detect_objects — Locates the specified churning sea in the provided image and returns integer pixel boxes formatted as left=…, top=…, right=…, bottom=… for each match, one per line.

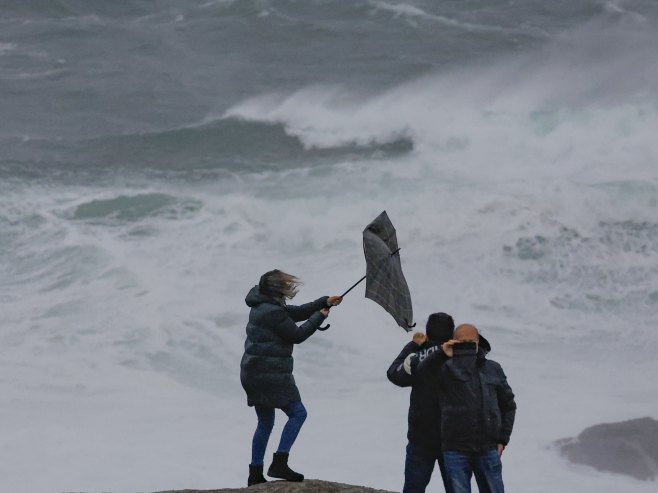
left=1, top=1, right=658, bottom=492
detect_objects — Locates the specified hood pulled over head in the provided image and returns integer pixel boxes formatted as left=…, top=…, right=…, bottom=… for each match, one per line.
left=245, top=285, right=281, bottom=307
left=426, top=312, right=455, bottom=344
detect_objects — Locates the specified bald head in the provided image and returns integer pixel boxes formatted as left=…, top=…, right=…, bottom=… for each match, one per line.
left=454, top=324, right=479, bottom=343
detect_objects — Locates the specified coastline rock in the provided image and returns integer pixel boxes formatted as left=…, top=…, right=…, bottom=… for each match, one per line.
left=153, top=479, right=396, bottom=493
left=555, top=417, right=658, bottom=480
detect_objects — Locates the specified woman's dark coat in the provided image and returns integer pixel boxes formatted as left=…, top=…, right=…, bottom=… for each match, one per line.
left=240, top=285, right=328, bottom=408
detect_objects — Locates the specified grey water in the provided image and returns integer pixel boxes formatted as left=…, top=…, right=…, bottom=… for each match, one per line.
left=2, top=0, right=656, bottom=181
left=1, top=3, right=658, bottom=490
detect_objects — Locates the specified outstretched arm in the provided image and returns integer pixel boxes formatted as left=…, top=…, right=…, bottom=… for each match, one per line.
left=272, top=308, right=328, bottom=344
left=285, top=297, right=329, bottom=321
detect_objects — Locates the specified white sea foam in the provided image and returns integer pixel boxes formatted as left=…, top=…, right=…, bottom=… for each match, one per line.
left=369, top=0, right=511, bottom=33
left=0, top=42, right=17, bottom=54
left=2, top=154, right=658, bottom=493
left=2, top=8, right=658, bottom=493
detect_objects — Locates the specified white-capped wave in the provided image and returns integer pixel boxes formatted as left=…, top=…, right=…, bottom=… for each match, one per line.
left=0, top=42, right=18, bottom=54
left=225, top=16, right=658, bottom=184
left=369, top=0, right=513, bottom=33
left=3, top=6, right=658, bottom=493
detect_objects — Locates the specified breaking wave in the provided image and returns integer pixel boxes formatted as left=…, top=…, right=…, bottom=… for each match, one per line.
left=224, top=23, right=658, bottom=183
left=2, top=4, right=658, bottom=491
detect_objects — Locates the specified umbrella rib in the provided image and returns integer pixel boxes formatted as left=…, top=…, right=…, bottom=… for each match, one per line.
left=340, top=247, right=402, bottom=298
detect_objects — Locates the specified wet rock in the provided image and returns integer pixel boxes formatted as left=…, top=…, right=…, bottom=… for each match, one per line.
left=153, top=479, right=396, bottom=493
left=555, top=417, right=658, bottom=480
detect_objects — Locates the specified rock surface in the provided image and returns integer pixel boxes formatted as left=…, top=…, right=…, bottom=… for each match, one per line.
left=555, top=416, right=658, bottom=480
left=153, top=480, right=396, bottom=493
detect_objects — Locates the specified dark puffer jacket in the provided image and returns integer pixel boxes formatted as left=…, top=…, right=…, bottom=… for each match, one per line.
left=240, top=286, right=328, bottom=408
left=419, top=347, right=516, bottom=452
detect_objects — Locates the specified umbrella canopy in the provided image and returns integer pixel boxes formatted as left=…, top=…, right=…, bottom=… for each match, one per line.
left=362, top=211, right=414, bottom=330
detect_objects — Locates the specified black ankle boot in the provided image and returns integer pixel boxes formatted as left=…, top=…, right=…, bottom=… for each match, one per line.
left=248, top=464, right=268, bottom=486
left=267, top=452, right=304, bottom=482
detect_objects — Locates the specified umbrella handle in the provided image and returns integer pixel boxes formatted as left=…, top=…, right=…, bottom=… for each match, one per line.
left=340, top=275, right=366, bottom=297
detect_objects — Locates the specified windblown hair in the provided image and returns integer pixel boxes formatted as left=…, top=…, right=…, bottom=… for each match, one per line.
left=259, top=269, right=302, bottom=301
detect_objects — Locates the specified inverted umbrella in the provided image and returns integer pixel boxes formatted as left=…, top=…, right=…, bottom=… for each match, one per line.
left=341, top=211, right=415, bottom=330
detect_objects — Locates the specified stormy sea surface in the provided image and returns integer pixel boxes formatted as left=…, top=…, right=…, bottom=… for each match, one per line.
left=1, top=1, right=658, bottom=492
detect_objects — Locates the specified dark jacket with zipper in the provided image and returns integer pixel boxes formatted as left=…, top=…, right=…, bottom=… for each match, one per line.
left=387, top=336, right=494, bottom=452
left=418, top=346, right=516, bottom=452
left=240, top=285, right=328, bottom=408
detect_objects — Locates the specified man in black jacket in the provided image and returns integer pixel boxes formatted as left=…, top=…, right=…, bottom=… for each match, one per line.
left=417, top=324, right=516, bottom=493
left=387, top=312, right=456, bottom=493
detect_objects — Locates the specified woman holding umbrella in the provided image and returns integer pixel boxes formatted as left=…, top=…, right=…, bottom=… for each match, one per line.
left=241, top=269, right=342, bottom=486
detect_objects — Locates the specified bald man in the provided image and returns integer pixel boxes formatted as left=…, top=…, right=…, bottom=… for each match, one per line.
left=417, top=324, right=516, bottom=493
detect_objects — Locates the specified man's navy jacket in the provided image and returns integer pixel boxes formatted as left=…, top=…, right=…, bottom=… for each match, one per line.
left=417, top=345, right=516, bottom=452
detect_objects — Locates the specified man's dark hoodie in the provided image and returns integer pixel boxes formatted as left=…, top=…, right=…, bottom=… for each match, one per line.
left=240, top=285, right=328, bottom=408
left=386, top=313, right=457, bottom=452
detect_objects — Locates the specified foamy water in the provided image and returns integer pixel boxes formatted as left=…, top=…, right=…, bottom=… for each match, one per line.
left=1, top=1, right=658, bottom=492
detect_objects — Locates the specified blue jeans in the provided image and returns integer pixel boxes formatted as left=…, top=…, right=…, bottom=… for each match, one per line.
left=250, top=401, right=307, bottom=465
left=443, top=449, right=504, bottom=493
left=404, top=442, right=452, bottom=493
